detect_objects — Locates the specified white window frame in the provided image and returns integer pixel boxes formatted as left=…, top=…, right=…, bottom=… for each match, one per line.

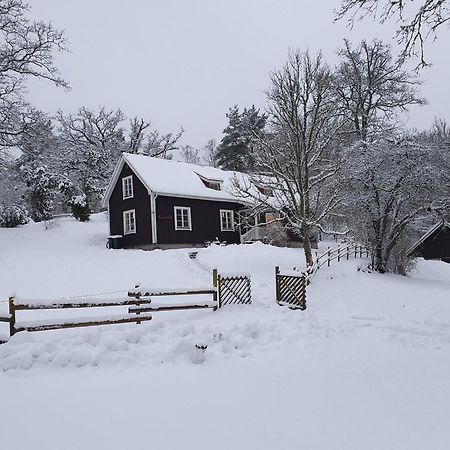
left=174, top=206, right=192, bottom=231
left=220, top=209, right=235, bottom=232
left=123, top=209, right=136, bottom=235
left=122, top=175, right=134, bottom=200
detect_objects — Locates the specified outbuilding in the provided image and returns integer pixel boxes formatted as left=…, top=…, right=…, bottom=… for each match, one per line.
left=407, top=221, right=450, bottom=263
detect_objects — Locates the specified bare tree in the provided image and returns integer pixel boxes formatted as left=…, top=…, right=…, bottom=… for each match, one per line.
left=202, top=139, right=220, bottom=167
left=202, top=139, right=219, bottom=167
left=336, top=0, right=450, bottom=67
left=335, top=39, right=425, bottom=140
left=56, top=107, right=126, bottom=212
left=239, top=50, right=345, bottom=266
left=127, top=117, right=151, bottom=154
left=0, top=0, right=68, bottom=147
left=144, top=127, right=183, bottom=159
left=180, top=144, right=200, bottom=164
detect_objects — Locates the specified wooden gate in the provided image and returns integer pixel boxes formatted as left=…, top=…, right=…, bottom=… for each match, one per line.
left=275, top=267, right=307, bottom=310
left=217, top=274, right=251, bottom=307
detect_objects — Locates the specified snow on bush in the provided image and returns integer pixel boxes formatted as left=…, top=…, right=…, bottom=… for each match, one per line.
left=0, top=204, right=29, bottom=228
left=68, top=193, right=91, bottom=222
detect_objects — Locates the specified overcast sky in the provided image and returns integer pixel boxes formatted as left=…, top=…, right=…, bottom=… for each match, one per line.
left=28, top=0, right=450, bottom=148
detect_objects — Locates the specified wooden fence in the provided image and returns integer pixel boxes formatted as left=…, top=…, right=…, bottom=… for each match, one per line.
left=275, top=242, right=369, bottom=310
left=0, top=269, right=252, bottom=342
left=307, top=243, right=369, bottom=279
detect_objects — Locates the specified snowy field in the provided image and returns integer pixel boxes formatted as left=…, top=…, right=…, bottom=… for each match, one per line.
left=1, top=214, right=450, bottom=450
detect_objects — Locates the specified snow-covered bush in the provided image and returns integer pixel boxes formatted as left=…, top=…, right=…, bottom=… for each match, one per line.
left=0, top=204, right=29, bottom=228
left=68, top=194, right=91, bottom=222
left=260, top=222, right=289, bottom=247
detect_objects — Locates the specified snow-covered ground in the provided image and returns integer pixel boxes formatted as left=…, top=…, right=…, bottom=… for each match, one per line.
left=1, top=215, right=449, bottom=450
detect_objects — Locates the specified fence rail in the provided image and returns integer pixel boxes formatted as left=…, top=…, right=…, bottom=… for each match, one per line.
left=0, top=269, right=253, bottom=343
left=307, top=242, right=370, bottom=279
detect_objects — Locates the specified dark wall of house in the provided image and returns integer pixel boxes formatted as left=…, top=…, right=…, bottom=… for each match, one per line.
left=156, top=195, right=241, bottom=245
left=108, top=163, right=152, bottom=246
left=420, top=228, right=450, bottom=259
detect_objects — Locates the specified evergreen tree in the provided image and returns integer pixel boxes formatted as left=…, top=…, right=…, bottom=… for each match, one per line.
left=216, top=105, right=267, bottom=171
left=17, top=111, right=65, bottom=221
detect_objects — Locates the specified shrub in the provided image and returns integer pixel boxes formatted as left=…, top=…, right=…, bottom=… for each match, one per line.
left=68, top=194, right=91, bottom=222
left=0, top=205, right=29, bottom=228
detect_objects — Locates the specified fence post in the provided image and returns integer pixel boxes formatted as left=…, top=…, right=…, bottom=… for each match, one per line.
left=354, top=244, right=357, bottom=258
left=133, top=285, right=142, bottom=325
left=8, top=297, right=16, bottom=337
left=217, top=274, right=222, bottom=309
left=212, top=269, right=218, bottom=310
left=300, top=275, right=307, bottom=310
left=338, top=246, right=341, bottom=262
left=327, top=247, right=331, bottom=267
left=316, top=251, right=319, bottom=270
left=360, top=245, right=363, bottom=258
left=346, top=244, right=349, bottom=260
left=275, top=266, right=280, bottom=304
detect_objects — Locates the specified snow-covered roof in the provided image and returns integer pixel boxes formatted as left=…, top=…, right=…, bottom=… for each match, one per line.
left=102, top=153, right=269, bottom=207
left=407, top=220, right=450, bottom=256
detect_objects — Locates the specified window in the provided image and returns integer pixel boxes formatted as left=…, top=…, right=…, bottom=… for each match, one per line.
left=123, top=209, right=136, bottom=235
left=122, top=175, right=134, bottom=199
left=174, top=206, right=192, bottom=231
left=220, top=209, right=234, bottom=232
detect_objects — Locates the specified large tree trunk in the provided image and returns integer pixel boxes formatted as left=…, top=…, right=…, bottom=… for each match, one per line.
left=302, top=225, right=314, bottom=267
left=374, top=243, right=386, bottom=273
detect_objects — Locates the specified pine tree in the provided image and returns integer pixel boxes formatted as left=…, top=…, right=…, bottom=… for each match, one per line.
left=216, top=105, right=267, bottom=171
left=18, top=111, right=65, bottom=221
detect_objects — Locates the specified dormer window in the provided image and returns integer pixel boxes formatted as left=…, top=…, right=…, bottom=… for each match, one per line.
left=256, top=185, right=273, bottom=196
left=202, top=179, right=221, bottom=190
left=196, top=173, right=222, bottom=191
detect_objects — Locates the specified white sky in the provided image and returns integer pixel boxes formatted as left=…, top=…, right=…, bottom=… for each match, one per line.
left=28, top=0, right=450, bottom=147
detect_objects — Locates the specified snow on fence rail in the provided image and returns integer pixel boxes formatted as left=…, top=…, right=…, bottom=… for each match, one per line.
left=0, top=269, right=252, bottom=342
left=275, top=242, right=370, bottom=311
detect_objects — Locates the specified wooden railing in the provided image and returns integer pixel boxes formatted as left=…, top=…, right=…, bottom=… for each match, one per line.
left=306, top=242, right=370, bottom=279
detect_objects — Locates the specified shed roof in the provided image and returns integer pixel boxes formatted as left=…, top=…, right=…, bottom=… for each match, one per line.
left=102, top=153, right=271, bottom=207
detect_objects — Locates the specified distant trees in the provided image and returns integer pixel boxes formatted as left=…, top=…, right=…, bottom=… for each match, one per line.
left=56, top=107, right=125, bottom=214
left=0, top=0, right=67, bottom=226
left=180, top=145, right=201, bottom=164
left=336, top=0, right=450, bottom=67
left=335, top=39, right=425, bottom=140
left=216, top=105, right=267, bottom=171
left=202, top=139, right=219, bottom=167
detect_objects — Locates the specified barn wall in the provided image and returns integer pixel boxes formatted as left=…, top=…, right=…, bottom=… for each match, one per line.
left=108, top=163, right=152, bottom=246
left=420, top=228, right=450, bottom=259
left=156, top=195, right=241, bottom=245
